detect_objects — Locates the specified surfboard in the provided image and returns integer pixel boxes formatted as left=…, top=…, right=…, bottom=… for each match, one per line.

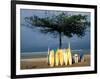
left=73, top=54, right=79, bottom=63
left=59, top=49, right=64, bottom=66
left=49, top=50, right=54, bottom=67
left=55, top=49, right=59, bottom=66
left=63, top=49, right=68, bottom=65
left=67, top=48, right=72, bottom=65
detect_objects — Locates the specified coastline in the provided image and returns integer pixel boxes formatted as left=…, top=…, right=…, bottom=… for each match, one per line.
left=20, top=54, right=90, bottom=69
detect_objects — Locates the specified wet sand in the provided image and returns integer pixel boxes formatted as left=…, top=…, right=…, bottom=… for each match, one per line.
left=20, top=54, right=90, bottom=69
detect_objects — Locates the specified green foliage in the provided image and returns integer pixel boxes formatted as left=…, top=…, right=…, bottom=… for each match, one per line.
left=24, top=12, right=90, bottom=48
left=25, top=12, right=89, bottom=38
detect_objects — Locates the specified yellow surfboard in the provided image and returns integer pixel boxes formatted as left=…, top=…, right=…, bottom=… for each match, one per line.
left=55, top=49, right=64, bottom=66
left=63, top=49, right=68, bottom=65
left=49, top=50, right=54, bottom=67
left=67, top=48, right=72, bottom=65
left=59, top=49, right=64, bottom=66
left=55, top=49, right=59, bottom=66
left=63, top=48, right=72, bottom=65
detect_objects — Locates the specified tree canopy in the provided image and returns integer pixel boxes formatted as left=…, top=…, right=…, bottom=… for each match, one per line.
left=24, top=12, right=90, bottom=48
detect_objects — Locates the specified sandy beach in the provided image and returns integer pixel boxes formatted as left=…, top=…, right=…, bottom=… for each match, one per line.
left=20, top=54, right=90, bottom=69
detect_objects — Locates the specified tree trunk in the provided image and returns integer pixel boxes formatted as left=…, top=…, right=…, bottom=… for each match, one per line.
left=59, top=33, right=62, bottom=49
left=68, top=38, right=71, bottom=49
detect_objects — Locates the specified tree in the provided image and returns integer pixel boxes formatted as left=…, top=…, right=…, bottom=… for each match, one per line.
left=24, top=12, right=90, bottom=48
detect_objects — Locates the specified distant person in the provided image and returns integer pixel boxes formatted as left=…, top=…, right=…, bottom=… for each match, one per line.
left=80, top=51, right=84, bottom=62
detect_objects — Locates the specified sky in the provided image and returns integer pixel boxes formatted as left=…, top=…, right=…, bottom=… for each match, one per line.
left=20, top=9, right=90, bottom=52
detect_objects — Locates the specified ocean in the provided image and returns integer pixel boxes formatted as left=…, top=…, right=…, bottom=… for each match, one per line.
left=21, top=49, right=90, bottom=59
